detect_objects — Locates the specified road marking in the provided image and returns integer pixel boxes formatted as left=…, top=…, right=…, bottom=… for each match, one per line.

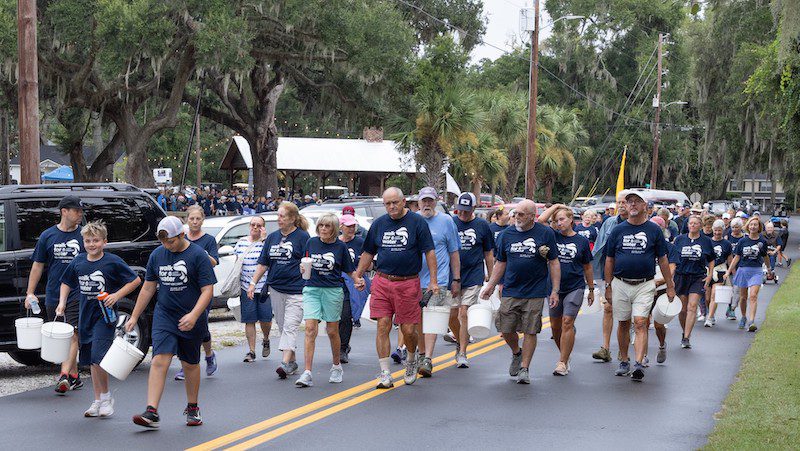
left=224, top=321, right=553, bottom=450
left=187, top=321, right=553, bottom=451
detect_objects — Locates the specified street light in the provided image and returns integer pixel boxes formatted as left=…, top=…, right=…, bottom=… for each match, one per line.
left=520, top=4, right=584, bottom=199
left=662, top=100, right=687, bottom=108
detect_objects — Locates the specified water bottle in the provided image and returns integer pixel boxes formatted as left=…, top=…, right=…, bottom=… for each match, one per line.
left=97, top=292, right=117, bottom=324
left=29, top=297, right=41, bottom=315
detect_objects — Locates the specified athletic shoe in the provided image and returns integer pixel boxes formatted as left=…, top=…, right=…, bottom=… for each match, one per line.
left=592, top=347, right=612, bottom=362
left=185, top=406, right=202, bottom=426
left=133, top=407, right=160, bottom=429
left=631, top=362, right=645, bottom=382
left=748, top=321, right=758, bottom=332
left=615, top=361, right=631, bottom=376
left=84, top=400, right=101, bottom=417
left=726, top=306, right=737, bottom=320
left=642, top=356, right=650, bottom=368
left=262, top=339, right=271, bottom=358
left=418, top=357, right=433, bottom=378
left=403, top=360, right=418, bottom=385
left=276, top=362, right=291, bottom=379
left=295, top=370, right=313, bottom=387
left=391, top=347, right=403, bottom=364
left=681, top=337, right=691, bottom=349
left=704, top=319, right=713, bottom=327
left=516, top=367, right=531, bottom=384
left=340, top=346, right=350, bottom=364
left=456, top=353, right=469, bottom=368
left=777, top=262, right=783, bottom=267
left=509, top=351, right=523, bottom=376
left=697, top=315, right=706, bottom=322
left=788, top=258, right=792, bottom=267
left=329, top=366, right=343, bottom=384
left=711, top=317, right=717, bottom=326
left=69, top=375, right=83, bottom=391
left=400, top=347, right=408, bottom=362
left=205, top=352, right=218, bottom=376
left=175, top=369, right=186, bottom=380
left=739, top=317, right=747, bottom=329
left=99, top=397, right=114, bottom=417
left=443, top=332, right=457, bottom=343
left=243, top=352, right=256, bottom=363
left=376, top=370, right=394, bottom=389
left=553, top=361, right=568, bottom=376
left=55, top=374, right=70, bottom=395
left=657, top=346, right=667, bottom=364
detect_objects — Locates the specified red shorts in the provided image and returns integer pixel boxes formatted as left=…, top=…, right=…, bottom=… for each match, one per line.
left=370, top=275, right=422, bottom=324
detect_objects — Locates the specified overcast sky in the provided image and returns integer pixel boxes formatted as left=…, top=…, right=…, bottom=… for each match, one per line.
left=471, top=1, right=552, bottom=62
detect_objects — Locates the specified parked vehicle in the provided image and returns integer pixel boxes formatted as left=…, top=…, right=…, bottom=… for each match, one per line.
left=1, top=183, right=166, bottom=365
left=626, top=188, right=690, bottom=207
left=303, top=197, right=449, bottom=220
left=479, top=193, right=505, bottom=207
left=707, top=200, right=735, bottom=215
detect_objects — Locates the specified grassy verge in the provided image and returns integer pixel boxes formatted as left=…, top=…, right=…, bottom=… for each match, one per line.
left=704, top=266, right=800, bottom=449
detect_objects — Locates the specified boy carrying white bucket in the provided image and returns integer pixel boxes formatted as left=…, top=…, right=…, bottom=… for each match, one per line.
left=57, top=221, right=142, bottom=417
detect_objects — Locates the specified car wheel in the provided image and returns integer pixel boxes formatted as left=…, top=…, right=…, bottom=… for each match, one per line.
left=7, top=350, right=48, bottom=366
left=115, top=298, right=151, bottom=364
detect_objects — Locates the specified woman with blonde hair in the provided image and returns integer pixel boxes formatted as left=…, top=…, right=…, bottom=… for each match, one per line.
left=724, top=217, right=771, bottom=332
left=248, top=202, right=310, bottom=379
left=705, top=220, right=733, bottom=327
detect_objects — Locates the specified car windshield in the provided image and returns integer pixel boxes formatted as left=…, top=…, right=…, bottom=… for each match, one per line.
left=201, top=226, right=223, bottom=238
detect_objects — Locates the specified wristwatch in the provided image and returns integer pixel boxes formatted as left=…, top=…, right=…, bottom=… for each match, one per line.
left=451, top=278, right=461, bottom=282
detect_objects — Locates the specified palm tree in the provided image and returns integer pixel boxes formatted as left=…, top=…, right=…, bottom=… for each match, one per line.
left=453, top=130, right=508, bottom=198
left=391, top=85, right=483, bottom=190
left=536, top=105, right=592, bottom=202
left=483, top=92, right=527, bottom=200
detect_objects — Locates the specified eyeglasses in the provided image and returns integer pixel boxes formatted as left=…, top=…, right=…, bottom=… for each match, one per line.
left=250, top=223, right=264, bottom=228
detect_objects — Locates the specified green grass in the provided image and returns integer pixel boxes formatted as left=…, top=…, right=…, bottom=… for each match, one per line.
left=704, top=266, right=800, bottom=450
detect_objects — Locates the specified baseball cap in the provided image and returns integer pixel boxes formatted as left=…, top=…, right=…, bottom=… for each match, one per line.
left=157, top=216, right=185, bottom=239
left=753, top=210, right=761, bottom=216
left=339, top=214, right=358, bottom=227
left=58, top=195, right=83, bottom=210
left=342, top=206, right=355, bottom=215
left=690, top=202, right=703, bottom=213
left=722, top=213, right=731, bottom=219
left=622, top=190, right=645, bottom=202
left=735, top=211, right=745, bottom=217
left=418, top=186, right=437, bottom=201
left=455, top=193, right=476, bottom=212
left=650, top=216, right=666, bottom=228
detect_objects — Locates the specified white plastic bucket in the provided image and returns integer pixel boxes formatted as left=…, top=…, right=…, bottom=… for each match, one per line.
left=15, top=317, right=43, bottom=350
left=228, top=297, right=242, bottom=322
left=714, top=286, right=733, bottom=304
left=100, top=337, right=144, bottom=380
left=652, top=294, right=682, bottom=325
left=40, top=321, right=74, bottom=364
left=422, top=306, right=450, bottom=334
left=467, top=303, right=493, bottom=339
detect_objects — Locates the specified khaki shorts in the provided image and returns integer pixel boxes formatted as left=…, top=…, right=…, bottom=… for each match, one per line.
left=495, top=297, right=545, bottom=335
left=456, top=285, right=481, bottom=307
left=611, top=278, right=656, bottom=321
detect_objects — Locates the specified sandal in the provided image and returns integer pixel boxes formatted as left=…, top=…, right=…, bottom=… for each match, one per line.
left=243, top=352, right=256, bottom=363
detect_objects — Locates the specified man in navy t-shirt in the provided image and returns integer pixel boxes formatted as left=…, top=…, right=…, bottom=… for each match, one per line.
left=127, top=217, right=216, bottom=429
left=26, top=195, right=85, bottom=394
left=354, top=187, right=436, bottom=389
left=481, top=200, right=560, bottom=385
left=604, top=190, right=675, bottom=382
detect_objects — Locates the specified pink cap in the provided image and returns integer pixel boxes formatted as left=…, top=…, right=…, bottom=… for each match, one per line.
left=339, top=214, right=358, bottom=227
left=650, top=216, right=666, bottom=228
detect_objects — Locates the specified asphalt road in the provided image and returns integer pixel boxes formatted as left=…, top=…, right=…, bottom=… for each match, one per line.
left=1, top=221, right=795, bottom=450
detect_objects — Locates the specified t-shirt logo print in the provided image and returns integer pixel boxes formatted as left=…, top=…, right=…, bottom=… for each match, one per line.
left=381, top=227, right=409, bottom=248
left=510, top=237, right=537, bottom=255
left=713, top=245, right=723, bottom=258
left=459, top=229, right=477, bottom=249
left=53, top=239, right=81, bottom=262
left=348, top=248, right=356, bottom=261
left=312, top=252, right=336, bottom=272
left=78, top=270, right=106, bottom=294
left=557, top=242, right=578, bottom=260
left=577, top=230, right=591, bottom=239
left=742, top=243, right=761, bottom=258
left=270, top=241, right=294, bottom=259
left=622, top=232, right=648, bottom=251
left=681, top=244, right=703, bottom=259
left=158, top=260, right=189, bottom=290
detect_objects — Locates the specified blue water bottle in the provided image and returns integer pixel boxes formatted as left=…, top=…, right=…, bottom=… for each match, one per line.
left=97, top=292, right=117, bottom=324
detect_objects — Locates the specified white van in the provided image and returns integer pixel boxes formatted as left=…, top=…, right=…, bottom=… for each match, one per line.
left=627, top=188, right=690, bottom=207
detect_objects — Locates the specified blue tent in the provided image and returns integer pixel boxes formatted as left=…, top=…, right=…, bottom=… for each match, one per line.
left=42, top=165, right=74, bottom=181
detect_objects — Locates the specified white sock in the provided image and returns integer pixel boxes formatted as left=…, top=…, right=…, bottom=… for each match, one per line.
left=332, top=364, right=342, bottom=370
left=379, top=357, right=391, bottom=372
left=100, top=392, right=111, bottom=400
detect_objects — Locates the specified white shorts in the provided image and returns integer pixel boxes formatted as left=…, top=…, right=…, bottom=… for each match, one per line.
left=456, top=285, right=481, bottom=307
left=611, top=278, right=656, bottom=322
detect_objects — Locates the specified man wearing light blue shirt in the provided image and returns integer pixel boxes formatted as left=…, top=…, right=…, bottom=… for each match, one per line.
left=416, top=187, right=461, bottom=378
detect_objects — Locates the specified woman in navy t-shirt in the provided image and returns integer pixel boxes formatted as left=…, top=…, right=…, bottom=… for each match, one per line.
left=672, top=216, right=715, bottom=348
left=724, top=217, right=770, bottom=332
left=574, top=210, right=599, bottom=251
left=706, top=220, right=733, bottom=326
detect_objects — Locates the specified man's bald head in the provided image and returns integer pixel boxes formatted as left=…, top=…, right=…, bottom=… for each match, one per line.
left=382, top=187, right=406, bottom=219
left=514, top=199, right=537, bottom=230
left=383, top=187, right=404, bottom=200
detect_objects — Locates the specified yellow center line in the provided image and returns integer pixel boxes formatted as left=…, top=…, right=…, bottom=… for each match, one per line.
left=187, top=319, right=550, bottom=451
left=226, top=321, right=554, bottom=450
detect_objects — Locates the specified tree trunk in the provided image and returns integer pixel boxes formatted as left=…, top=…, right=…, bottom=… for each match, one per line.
left=472, top=178, right=481, bottom=200
left=68, top=140, right=89, bottom=182
left=503, top=146, right=523, bottom=200
left=86, top=130, right=123, bottom=182
left=250, top=131, right=279, bottom=197
left=124, top=139, right=154, bottom=187
left=418, top=148, right=444, bottom=190
left=544, top=176, right=554, bottom=203
left=491, top=182, right=497, bottom=205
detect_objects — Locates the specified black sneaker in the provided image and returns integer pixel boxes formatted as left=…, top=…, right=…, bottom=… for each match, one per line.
left=631, top=362, right=645, bottom=382
left=69, top=375, right=84, bottom=391
left=133, top=407, right=160, bottom=429
left=55, top=374, right=70, bottom=395
left=340, top=346, right=350, bottom=364
left=681, top=337, right=691, bottom=349
left=185, top=406, right=202, bottom=426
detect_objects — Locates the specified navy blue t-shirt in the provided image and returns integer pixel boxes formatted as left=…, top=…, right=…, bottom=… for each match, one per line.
left=734, top=236, right=768, bottom=268
left=454, top=216, right=494, bottom=288
left=145, top=243, right=217, bottom=339
left=305, top=238, right=355, bottom=288
left=342, top=236, right=365, bottom=267
left=574, top=224, right=598, bottom=244
left=31, top=225, right=84, bottom=306
left=61, top=253, right=138, bottom=344
left=496, top=223, right=558, bottom=298
left=727, top=234, right=744, bottom=248
left=672, top=234, right=715, bottom=276
left=555, top=232, right=592, bottom=294
left=666, top=241, right=680, bottom=265
left=363, top=211, right=434, bottom=277
left=711, top=238, right=733, bottom=267
left=188, top=233, right=220, bottom=264
left=605, top=220, right=669, bottom=279
left=489, top=222, right=508, bottom=242
left=257, top=228, right=310, bottom=294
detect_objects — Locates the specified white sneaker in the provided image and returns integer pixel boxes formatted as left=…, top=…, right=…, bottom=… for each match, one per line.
left=704, top=319, right=713, bottom=328
left=99, top=397, right=114, bottom=417
left=329, top=366, right=343, bottom=383
left=84, top=400, right=101, bottom=417
left=698, top=314, right=706, bottom=322
left=295, top=370, right=313, bottom=387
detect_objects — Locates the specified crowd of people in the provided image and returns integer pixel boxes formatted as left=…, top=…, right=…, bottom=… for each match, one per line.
left=22, top=185, right=790, bottom=429
left=154, top=186, right=327, bottom=216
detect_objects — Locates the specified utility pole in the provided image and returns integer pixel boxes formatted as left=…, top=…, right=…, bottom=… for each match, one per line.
left=195, top=115, right=201, bottom=187
left=0, top=109, right=9, bottom=185
left=17, top=0, right=40, bottom=184
left=650, top=33, right=664, bottom=189
left=524, top=0, right=540, bottom=199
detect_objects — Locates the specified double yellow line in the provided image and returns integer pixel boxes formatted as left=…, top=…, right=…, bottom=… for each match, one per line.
left=188, top=319, right=552, bottom=450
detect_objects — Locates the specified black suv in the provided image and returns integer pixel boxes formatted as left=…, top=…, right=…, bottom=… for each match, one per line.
left=0, top=183, right=166, bottom=365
